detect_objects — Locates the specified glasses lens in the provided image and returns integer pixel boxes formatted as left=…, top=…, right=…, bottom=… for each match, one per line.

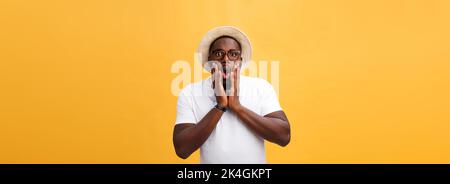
left=211, top=50, right=225, bottom=59
left=228, top=51, right=241, bottom=60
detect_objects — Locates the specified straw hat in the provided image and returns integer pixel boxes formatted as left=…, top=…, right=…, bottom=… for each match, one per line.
left=197, top=26, right=252, bottom=72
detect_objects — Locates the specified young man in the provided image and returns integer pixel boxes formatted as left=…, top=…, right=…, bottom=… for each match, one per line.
left=173, top=26, right=290, bottom=164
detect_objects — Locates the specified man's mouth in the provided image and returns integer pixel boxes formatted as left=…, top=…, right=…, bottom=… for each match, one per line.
left=221, top=72, right=230, bottom=79
left=222, top=65, right=232, bottom=79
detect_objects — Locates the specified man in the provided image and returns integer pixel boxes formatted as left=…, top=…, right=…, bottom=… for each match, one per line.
left=173, top=26, right=290, bottom=164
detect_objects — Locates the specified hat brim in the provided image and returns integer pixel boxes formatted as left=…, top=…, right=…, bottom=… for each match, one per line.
left=197, top=26, right=252, bottom=72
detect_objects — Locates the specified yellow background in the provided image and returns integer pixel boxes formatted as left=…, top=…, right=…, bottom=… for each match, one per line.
left=1, top=0, right=449, bottom=163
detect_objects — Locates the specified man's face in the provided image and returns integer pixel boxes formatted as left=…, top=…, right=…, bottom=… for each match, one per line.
left=208, top=36, right=242, bottom=79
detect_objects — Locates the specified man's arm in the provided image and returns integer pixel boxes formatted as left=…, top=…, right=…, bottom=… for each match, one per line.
left=232, top=107, right=291, bottom=146
left=173, top=63, right=228, bottom=159
left=173, top=107, right=224, bottom=159
left=228, top=65, right=291, bottom=146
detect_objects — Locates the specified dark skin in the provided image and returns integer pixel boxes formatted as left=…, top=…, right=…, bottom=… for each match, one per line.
left=173, top=37, right=291, bottom=159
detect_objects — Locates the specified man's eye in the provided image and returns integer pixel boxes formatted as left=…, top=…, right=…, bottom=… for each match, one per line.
left=230, top=52, right=240, bottom=58
left=215, top=52, right=223, bottom=57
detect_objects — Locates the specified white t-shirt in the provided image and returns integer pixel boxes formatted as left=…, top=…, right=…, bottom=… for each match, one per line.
left=175, top=75, right=282, bottom=164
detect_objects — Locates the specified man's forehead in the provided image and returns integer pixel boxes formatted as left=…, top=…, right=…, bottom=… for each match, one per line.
left=210, top=36, right=241, bottom=50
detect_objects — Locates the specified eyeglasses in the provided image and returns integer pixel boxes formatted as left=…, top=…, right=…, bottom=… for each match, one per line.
left=209, top=49, right=241, bottom=61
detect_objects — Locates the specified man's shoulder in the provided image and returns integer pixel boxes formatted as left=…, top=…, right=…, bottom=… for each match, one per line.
left=178, top=78, right=211, bottom=96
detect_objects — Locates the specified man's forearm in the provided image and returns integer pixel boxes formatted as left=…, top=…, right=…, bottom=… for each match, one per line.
left=173, top=107, right=224, bottom=159
left=232, top=105, right=290, bottom=146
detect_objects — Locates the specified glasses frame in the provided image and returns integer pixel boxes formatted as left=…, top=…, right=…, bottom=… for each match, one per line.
left=209, top=49, right=242, bottom=61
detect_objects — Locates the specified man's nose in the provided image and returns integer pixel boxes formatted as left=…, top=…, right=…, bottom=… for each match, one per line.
left=222, top=52, right=231, bottom=62
left=221, top=54, right=232, bottom=64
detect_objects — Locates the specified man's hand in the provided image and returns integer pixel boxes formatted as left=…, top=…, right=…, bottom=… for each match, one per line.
left=211, top=61, right=241, bottom=111
left=228, top=64, right=241, bottom=112
left=212, top=62, right=227, bottom=107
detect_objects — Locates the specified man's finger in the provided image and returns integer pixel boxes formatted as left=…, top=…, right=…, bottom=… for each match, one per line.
left=213, top=63, right=220, bottom=90
left=235, top=64, right=240, bottom=96
left=213, top=64, right=226, bottom=96
left=228, top=64, right=237, bottom=96
left=214, top=64, right=220, bottom=85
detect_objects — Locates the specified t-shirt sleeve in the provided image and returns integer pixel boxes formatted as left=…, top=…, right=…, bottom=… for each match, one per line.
left=260, top=79, right=283, bottom=116
left=175, top=86, right=197, bottom=125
